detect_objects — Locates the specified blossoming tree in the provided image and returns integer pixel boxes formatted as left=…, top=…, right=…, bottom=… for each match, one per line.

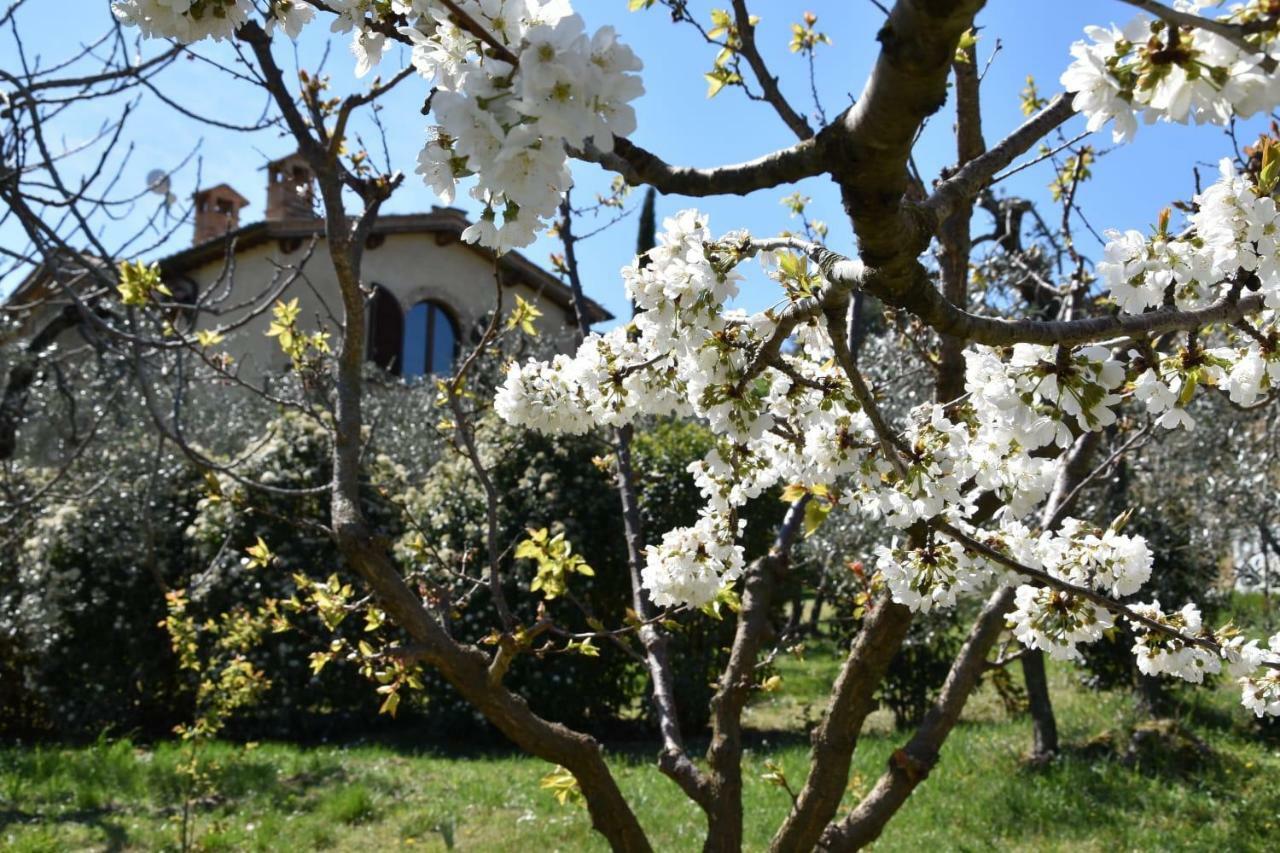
left=104, top=0, right=1280, bottom=849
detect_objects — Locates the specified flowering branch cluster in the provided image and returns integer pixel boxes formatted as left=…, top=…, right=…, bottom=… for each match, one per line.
left=1061, top=1, right=1280, bottom=142
left=1099, top=158, right=1280, bottom=420
left=401, top=1, right=643, bottom=251
left=113, top=0, right=643, bottom=253
left=112, top=0, right=1280, bottom=731
left=496, top=205, right=1280, bottom=717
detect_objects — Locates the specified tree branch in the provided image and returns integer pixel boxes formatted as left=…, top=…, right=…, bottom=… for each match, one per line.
left=936, top=45, right=988, bottom=403
left=575, top=136, right=822, bottom=197
left=816, top=432, right=1099, bottom=850
left=770, top=594, right=913, bottom=852
left=804, top=238, right=1269, bottom=348
left=927, top=93, right=1075, bottom=224
left=704, top=497, right=808, bottom=848
left=826, top=0, right=985, bottom=270
left=730, top=0, right=814, bottom=140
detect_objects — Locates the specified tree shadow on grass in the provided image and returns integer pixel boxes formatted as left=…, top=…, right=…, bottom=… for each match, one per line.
left=1034, top=718, right=1235, bottom=780
left=209, top=753, right=350, bottom=810
left=948, top=727, right=1248, bottom=848
left=0, top=806, right=130, bottom=852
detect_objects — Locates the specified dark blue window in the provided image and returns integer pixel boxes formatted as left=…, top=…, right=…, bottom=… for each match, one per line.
left=401, top=300, right=458, bottom=378
left=366, top=285, right=403, bottom=373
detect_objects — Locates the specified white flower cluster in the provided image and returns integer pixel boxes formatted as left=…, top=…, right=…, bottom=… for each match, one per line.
left=1130, top=357, right=1198, bottom=430
left=1094, top=157, right=1280, bottom=420
left=1100, top=160, right=1280, bottom=314
left=876, top=538, right=993, bottom=613
left=1226, top=343, right=1280, bottom=406
left=1040, top=517, right=1153, bottom=597
left=1127, top=606, right=1280, bottom=708
left=496, top=210, right=729, bottom=435
left=493, top=353, right=595, bottom=435
left=828, top=398, right=1053, bottom=532
left=112, top=0, right=255, bottom=42
left=879, top=517, right=1150, bottom=663
left=1232, top=633, right=1280, bottom=716
left=1010, top=584, right=1115, bottom=661
left=640, top=513, right=744, bottom=608
left=1128, top=601, right=1220, bottom=682
left=965, top=344, right=1125, bottom=448
left=268, top=0, right=315, bottom=40
left=1005, top=518, right=1151, bottom=661
left=876, top=513, right=1176, bottom=668
left=114, top=0, right=642, bottom=253
left=403, top=1, right=643, bottom=251
left=1061, top=6, right=1280, bottom=143
left=875, top=406, right=976, bottom=527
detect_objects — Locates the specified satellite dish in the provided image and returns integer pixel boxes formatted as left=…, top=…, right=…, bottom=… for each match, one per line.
left=145, top=168, right=177, bottom=209
left=146, top=169, right=169, bottom=194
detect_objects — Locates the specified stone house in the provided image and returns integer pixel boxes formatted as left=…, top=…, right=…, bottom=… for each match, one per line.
left=6, top=151, right=606, bottom=380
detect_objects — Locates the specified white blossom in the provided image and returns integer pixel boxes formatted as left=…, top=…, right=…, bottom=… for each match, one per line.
left=1061, top=12, right=1280, bottom=142
left=1226, top=344, right=1280, bottom=406
left=877, top=539, right=993, bottom=613
left=1129, top=601, right=1220, bottom=683
left=111, top=0, right=253, bottom=42
left=641, top=513, right=744, bottom=608
left=1237, top=633, right=1280, bottom=717
left=1059, top=22, right=1145, bottom=143
left=1009, top=584, right=1114, bottom=661
left=1039, top=517, right=1153, bottom=597
left=267, top=0, right=315, bottom=40
left=351, top=28, right=386, bottom=78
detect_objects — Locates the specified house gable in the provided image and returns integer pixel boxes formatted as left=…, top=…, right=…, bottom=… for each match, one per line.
left=165, top=212, right=608, bottom=377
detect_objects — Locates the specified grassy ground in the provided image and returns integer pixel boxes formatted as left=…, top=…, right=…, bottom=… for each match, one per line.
left=3, top=641, right=1278, bottom=851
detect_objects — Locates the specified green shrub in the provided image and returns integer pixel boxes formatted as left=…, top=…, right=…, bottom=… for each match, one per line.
left=0, top=443, right=197, bottom=738
left=1, top=370, right=788, bottom=738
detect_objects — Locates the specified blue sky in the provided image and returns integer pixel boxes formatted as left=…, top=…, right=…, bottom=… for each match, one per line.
left=3, top=1, right=1269, bottom=321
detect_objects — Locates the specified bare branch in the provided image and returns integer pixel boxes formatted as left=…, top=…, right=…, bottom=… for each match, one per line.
left=927, top=94, right=1076, bottom=224
left=575, top=135, right=822, bottom=197
left=730, top=0, right=814, bottom=139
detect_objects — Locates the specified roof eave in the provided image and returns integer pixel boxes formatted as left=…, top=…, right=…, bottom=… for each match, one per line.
left=158, top=212, right=614, bottom=324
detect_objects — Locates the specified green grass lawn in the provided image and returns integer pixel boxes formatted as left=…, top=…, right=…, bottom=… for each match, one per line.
left=3, top=641, right=1278, bottom=851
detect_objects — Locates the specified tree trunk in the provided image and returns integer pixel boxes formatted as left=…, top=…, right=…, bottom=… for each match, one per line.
left=816, top=585, right=1016, bottom=851
left=807, top=587, right=826, bottom=637
left=1021, top=649, right=1058, bottom=760
left=785, top=592, right=804, bottom=637
left=769, top=597, right=914, bottom=852
left=815, top=431, right=1100, bottom=849
left=704, top=499, right=807, bottom=852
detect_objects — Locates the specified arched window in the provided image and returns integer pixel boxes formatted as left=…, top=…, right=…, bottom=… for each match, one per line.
left=366, top=285, right=404, bottom=374
left=402, top=300, right=458, bottom=378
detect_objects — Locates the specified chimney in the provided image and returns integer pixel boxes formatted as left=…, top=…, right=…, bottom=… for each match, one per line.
left=192, top=184, right=249, bottom=245
left=265, top=152, right=316, bottom=220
